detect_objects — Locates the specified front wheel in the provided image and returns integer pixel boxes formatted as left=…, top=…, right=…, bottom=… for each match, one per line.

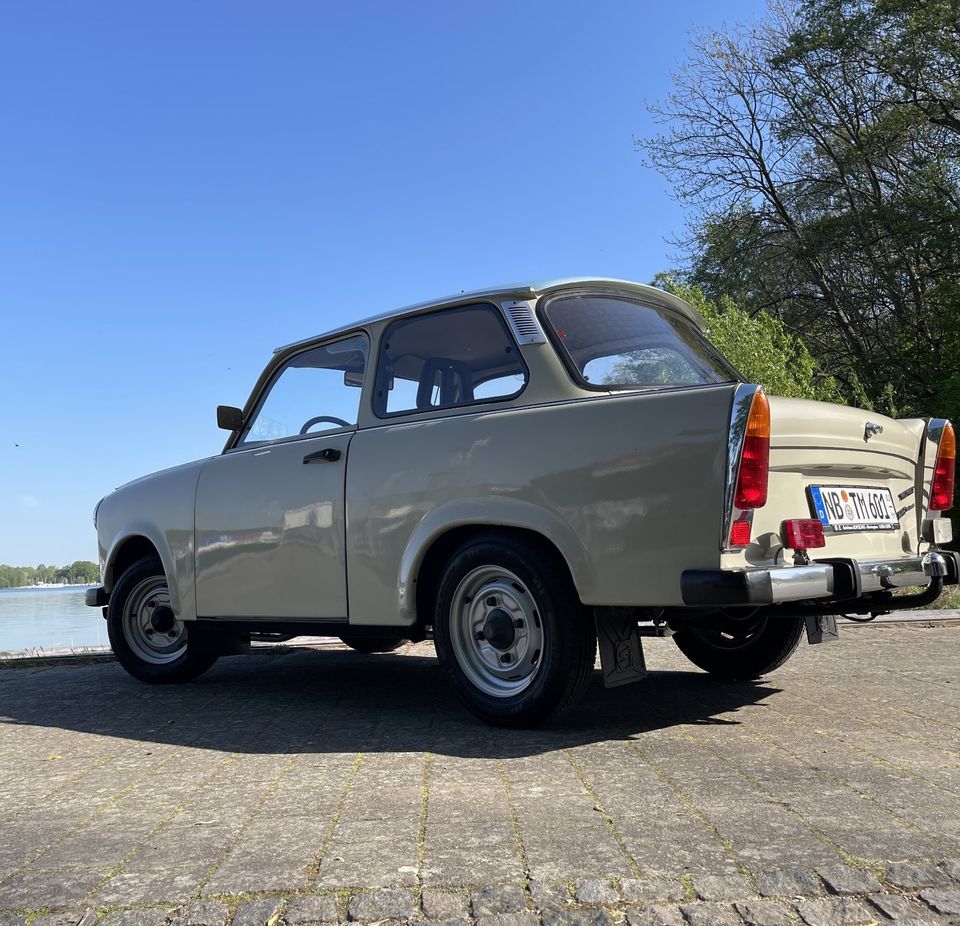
left=673, top=613, right=804, bottom=680
left=107, top=556, right=218, bottom=684
left=432, top=535, right=596, bottom=727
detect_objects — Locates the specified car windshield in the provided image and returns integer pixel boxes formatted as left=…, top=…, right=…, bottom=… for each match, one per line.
left=541, top=293, right=739, bottom=388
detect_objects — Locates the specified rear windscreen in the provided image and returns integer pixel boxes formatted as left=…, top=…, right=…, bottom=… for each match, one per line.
left=541, top=293, right=739, bottom=388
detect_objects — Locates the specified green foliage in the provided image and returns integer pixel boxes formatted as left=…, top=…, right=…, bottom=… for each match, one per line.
left=654, top=277, right=841, bottom=402
left=0, top=561, right=100, bottom=588
left=640, top=0, right=960, bottom=525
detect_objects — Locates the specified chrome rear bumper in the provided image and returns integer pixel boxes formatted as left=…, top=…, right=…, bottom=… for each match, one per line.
left=681, top=550, right=957, bottom=607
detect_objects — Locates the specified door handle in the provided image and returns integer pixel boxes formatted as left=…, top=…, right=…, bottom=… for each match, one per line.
left=303, top=447, right=341, bottom=464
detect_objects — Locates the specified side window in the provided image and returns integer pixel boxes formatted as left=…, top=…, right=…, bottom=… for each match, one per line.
left=374, top=304, right=528, bottom=417
left=239, top=334, right=368, bottom=446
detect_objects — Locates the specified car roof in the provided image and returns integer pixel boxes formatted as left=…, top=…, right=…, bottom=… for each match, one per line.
left=273, top=277, right=706, bottom=354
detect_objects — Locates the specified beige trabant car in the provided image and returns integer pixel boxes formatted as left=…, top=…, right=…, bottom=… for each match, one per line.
left=87, top=279, right=958, bottom=726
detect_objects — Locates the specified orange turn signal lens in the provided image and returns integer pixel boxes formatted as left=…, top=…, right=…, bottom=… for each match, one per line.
left=734, top=390, right=770, bottom=509
left=931, top=421, right=956, bottom=511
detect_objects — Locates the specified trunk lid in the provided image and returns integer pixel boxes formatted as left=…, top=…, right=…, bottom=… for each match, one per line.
left=740, top=397, right=925, bottom=565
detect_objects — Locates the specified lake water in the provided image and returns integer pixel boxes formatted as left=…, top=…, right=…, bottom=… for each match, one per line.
left=0, top=586, right=108, bottom=653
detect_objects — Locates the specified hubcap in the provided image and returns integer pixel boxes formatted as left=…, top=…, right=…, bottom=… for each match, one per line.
left=122, top=576, right=188, bottom=665
left=449, top=565, right=545, bottom=698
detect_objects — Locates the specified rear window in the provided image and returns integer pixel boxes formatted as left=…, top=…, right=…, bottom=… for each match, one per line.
left=541, top=293, right=738, bottom=388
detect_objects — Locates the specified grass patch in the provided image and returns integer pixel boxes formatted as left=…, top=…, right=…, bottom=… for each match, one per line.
left=893, top=584, right=960, bottom=609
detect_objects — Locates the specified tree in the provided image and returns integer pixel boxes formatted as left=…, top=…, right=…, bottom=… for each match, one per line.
left=638, top=0, right=959, bottom=530
left=639, top=0, right=960, bottom=419
left=0, top=561, right=100, bottom=588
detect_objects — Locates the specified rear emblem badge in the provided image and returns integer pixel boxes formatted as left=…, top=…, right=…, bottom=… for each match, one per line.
left=864, top=422, right=884, bottom=441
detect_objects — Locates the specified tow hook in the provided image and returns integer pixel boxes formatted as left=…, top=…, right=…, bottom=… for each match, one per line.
left=922, top=551, right=948, bottom=577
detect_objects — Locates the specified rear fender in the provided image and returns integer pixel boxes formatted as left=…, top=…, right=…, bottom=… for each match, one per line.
left=397, top=497, right=595, bottom=621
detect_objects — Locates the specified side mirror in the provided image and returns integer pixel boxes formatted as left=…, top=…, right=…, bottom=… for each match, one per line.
left=217, top=405, right=244, bottom=431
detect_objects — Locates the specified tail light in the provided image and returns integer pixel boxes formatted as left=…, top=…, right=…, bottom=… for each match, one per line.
left=931, top=421, right=956, bottom=511
left=782, top=518, right=826, bottom=550
left=734, top=389, right=770, bottom=509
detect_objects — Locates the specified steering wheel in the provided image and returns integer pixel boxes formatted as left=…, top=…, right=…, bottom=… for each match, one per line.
left=299, top=415, right=351, bottom=435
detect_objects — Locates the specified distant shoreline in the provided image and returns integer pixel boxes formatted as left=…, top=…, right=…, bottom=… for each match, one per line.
left=0, top=583, right=98, bottom=591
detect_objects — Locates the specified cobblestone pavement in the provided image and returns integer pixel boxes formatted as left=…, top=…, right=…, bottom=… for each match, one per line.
left=1, top=624, right=959, bottom=926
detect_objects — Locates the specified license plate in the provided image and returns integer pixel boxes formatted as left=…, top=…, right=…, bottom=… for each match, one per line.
left=808, top=485, right=899, bottom=532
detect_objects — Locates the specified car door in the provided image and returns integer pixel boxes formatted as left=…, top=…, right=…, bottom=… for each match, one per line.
left=194, top=333, right=368, bottom=620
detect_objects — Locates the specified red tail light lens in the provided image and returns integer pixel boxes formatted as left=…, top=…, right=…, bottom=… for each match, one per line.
left=734, top=390, right=770, bottom=509
left=931, top=422, right=956, bottom=511
left=782, top=518, right=825, bottom=550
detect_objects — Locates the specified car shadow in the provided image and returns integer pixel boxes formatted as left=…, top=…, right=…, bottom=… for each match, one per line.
left=0, top=645, right=780, bottom=758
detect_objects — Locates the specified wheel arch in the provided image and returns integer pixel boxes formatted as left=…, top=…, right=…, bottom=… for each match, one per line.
left=403, top=502, right=594, bottom=629
left=103, top=531, right=188, bottom=619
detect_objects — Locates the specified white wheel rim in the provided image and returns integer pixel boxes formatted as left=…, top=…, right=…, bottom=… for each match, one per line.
left=448, top=565, right=546, bottom=698
left=122, top=576, right=188, bottom=665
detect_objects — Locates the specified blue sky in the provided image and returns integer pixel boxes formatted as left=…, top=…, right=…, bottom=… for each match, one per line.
left=0, top=0, right=767, bottom=565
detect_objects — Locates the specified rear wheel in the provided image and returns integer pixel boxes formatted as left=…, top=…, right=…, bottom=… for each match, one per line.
left=338, top=635, right=405, bottom=654
left=673, top=612, right=804, bottom=680
left=107, top=556, right=218, bottom=684
left=433, top=535, right=596, bottom=727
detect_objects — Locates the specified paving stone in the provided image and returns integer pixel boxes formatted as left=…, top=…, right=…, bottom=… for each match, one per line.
left=691, top=875, right=756, bottom=902
left=471, top=885, right=527, bottom=916
left=231, top=898, right=284, bottom=926
left=422, top=891, right=470, bottom=921
left=347, top=889, right=415, bottom=922
left=30, top=913, right=94, bottom=926
left=0, top=917, right=26, bottom=926
left=626, top=907, right=684, bottom=926
left=6, top=629, right=960, bottom=914
left=882, top=918, right=939, bottom=926
left=420, top=920, right=472, bottom=926
left=93, top=867, right=204, bottom=906
left=576, top=880, right=619, bottom=904
left=284, top=895, right=338, bottom=925
left=817, top=865, right=883, bottom=896
left=867, top=894, right=929, bottom=921
left=543, top=911, right=615, bottom=926
left=476, top=914, right=539, bottom=926
left=919, top=890, right=960, bottom=916
left=680, top=902, right=739, bottom=926
left=99, top=912, right=172, bottom=926
left=167, top=902, right=231, bottom=926
left=621, top=880, right=687, bottom=904
left=885, top=863, right=952, bottom=891
left=795, top=897, right=876, bottom=926
left=755, top=869, right=822, bottom=898
left=528, top=881, right=573, bottom=910
left=734, top=900, right=793, bottom=926
left=0, top=867, right=108, bottom=909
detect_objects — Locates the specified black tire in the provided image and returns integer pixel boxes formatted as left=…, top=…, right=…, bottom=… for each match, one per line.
left=673, top=613, right=804, bottom=680
left=107, top=556, right=218, bottom=684
left=433, top=534, right=596, bottom=727
left=338, top=635, right=405, bottom=654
